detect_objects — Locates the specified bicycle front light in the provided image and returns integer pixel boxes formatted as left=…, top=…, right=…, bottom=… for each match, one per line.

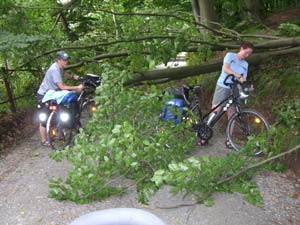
left=38, top=112, right=48, bottom=122
left=60, top=112, right=70, bottom=122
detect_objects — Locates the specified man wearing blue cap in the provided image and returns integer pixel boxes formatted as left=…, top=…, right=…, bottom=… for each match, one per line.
left=37, top=51, right=84, bottom=146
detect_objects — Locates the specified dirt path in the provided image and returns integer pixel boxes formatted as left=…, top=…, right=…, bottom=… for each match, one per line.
left=0, top=130, right=300, bottom=225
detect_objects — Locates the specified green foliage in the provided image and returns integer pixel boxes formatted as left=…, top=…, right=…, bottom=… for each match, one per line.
left=49, top=63, right=196, bottom=203
left=275, top=99, right=300, bottom=130
left=186, top=44, right=214, bottom=65
left=278, top=23, right=300, bottom=36
left=251, top=57, right=300, bottom=103
left=0, top=32, right=48, bottom=52
left=151, top=154, right=263, bottom=206
left=217, top=0, right=242, bottom=28
left=265, top=99, right=300, bottom=160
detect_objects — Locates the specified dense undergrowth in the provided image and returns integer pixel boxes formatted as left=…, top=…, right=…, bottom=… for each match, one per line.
left=0, top=109, right=36, bottom=151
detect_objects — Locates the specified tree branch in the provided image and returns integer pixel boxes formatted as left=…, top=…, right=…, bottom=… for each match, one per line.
left=65, top=51, right=130, bottom=69
left=217, top=144, right=300, bottom=186
left=156, top=144, right=300, bottom=209
left=49, top=13, right=62, bottom=35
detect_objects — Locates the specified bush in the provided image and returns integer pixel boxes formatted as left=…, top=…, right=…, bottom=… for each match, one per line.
left=278, top=22, right=300, bottom=36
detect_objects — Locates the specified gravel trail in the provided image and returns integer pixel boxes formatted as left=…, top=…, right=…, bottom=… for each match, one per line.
left=0, top=131, right=299, bottom=225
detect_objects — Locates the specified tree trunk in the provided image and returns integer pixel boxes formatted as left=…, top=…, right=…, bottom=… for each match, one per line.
left=124, top=46, right=300, bottom=86
left=198, top=0, right=217, bottom=29
left=191, top=0, right=217, bottom=32
left=191, top=0, right=201, bottom=24
left=2, top=62, right=17, bottom=113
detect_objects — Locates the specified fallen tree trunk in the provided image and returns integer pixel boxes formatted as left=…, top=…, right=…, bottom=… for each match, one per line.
left=124, top=46, right=300, bottom=86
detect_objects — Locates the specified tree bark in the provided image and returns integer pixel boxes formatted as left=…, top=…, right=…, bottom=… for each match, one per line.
left=1, top=62, right=17, bottom=113
left=191, top=0, right=217, bottom=32
left=198, top=0, right=217, bottom=29
left=191, top=0, right=201, bottom=24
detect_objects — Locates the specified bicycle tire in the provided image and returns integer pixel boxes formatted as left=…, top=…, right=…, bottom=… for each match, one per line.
left=46, top=111, right=74, bottom=150
left=226, top=109, right=270, bottom=155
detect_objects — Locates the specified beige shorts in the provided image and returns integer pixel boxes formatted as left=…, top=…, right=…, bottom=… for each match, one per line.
left=212, top=85, right=231, bottom=106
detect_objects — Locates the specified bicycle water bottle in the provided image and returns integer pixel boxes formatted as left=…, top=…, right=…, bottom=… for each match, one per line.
left=207, top=111, right=217, bottom=126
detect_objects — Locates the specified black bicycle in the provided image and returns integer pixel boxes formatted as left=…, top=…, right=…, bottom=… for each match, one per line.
left=46, top=74, right=101, bottom=150
left=161, top=75, right=270, bottom=155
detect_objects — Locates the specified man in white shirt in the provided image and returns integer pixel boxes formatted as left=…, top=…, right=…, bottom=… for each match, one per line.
left=37, top=51, right=84, bottom=146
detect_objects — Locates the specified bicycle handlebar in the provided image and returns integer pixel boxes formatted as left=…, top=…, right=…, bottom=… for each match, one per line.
left=223, top=74, right=253, bottom=99
left=223, top=74, right=235, bottom=87
left=223, top=74, right=252, bottom=88
left=78, top=75, right=101, bottom=88
left=183, top=85, right=201, bottom=92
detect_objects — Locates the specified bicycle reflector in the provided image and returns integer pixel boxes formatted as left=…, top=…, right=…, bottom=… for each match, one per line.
left=254, top=117, right=262, bottom=124
left=51, top=129, right=56, bottom=136
left=49, top=105, right=57, bottom=111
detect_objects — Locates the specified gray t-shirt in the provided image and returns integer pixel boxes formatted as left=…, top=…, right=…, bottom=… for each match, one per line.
left=37, top=62, right=63, bottom=95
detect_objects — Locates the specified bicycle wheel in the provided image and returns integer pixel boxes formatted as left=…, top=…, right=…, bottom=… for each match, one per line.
left=226, top=109, right=270, bottom=155
left=46, top=111, right=74, bottom=150
left=80, top=101, right=95, bottom=127
left=189, top=96, right=202, bottom=122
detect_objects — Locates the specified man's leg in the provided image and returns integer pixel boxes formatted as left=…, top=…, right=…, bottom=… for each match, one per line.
left=39, top=123, right=47, bottom=142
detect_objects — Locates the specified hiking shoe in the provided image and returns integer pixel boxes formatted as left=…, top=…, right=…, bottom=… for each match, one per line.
left=198, top=139, right=208, bottom=146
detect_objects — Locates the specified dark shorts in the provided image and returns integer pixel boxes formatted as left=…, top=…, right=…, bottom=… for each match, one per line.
left=36, top=93, right=44, bottom=104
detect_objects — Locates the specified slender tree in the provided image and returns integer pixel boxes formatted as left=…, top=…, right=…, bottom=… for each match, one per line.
left=191, top=0, right=217, bottom=32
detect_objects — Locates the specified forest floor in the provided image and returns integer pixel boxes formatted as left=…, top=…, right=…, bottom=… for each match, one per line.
left=264, top=8, right=300, bottom=28
left=0, top=121, right=300, bottom=225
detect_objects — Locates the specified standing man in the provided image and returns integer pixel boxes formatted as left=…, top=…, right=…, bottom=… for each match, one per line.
left=37, top=51, right=84, bottom=146
left=198, top=42, right=254, bottom=147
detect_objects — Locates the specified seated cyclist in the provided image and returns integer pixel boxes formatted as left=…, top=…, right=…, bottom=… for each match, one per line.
left=36, top=51, right=84, bottom=147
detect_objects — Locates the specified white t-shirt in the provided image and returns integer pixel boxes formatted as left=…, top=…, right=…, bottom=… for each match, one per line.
left=37, top=62, right=63, bottom=95
left=217, top=52, right=248, bottom=89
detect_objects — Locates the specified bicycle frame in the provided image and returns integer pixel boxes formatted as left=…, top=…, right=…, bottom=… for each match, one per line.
left=202, top=92, right=239, bottom=128
left=195, top=75, right=247, bottom=128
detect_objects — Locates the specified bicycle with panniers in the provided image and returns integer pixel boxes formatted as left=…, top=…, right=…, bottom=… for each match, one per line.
left=37, top=74, right=101, bottom=150
left=160, top=74, right=270, bottom=155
